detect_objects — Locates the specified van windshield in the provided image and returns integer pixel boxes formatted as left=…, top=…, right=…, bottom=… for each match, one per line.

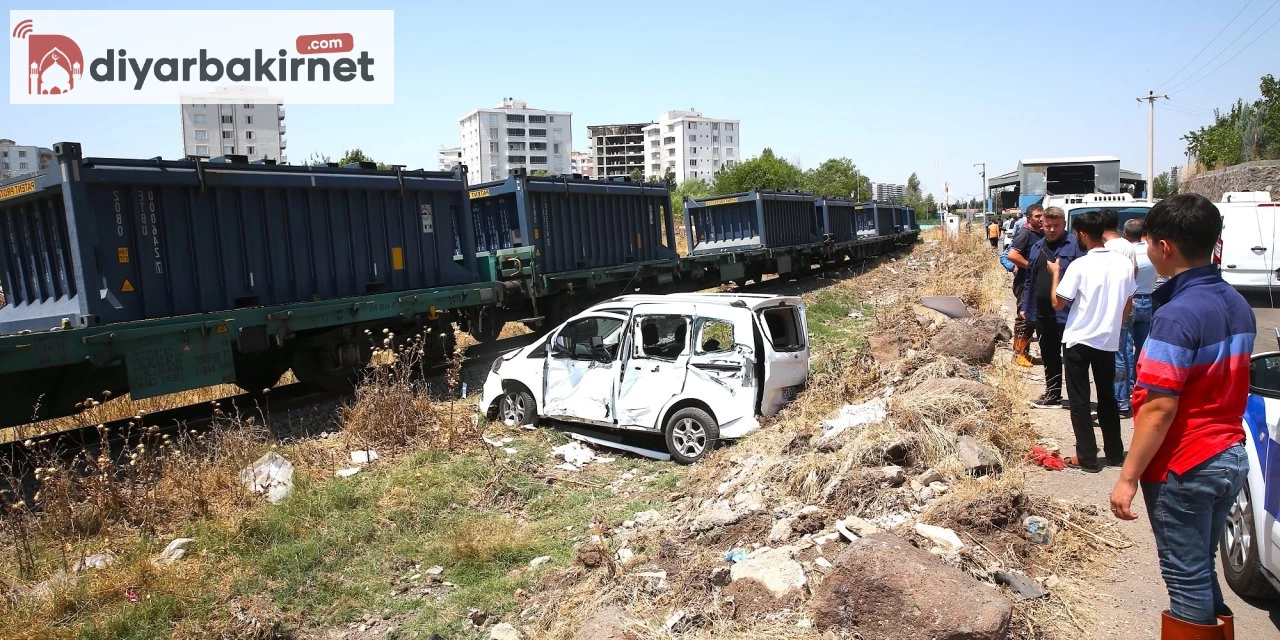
left=759, top=307, right=804, bottom=351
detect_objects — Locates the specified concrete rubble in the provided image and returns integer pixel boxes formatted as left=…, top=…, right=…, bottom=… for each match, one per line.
left=727, top=547, right=808, bottom=599
left=239, top=451, right=294, bottom=504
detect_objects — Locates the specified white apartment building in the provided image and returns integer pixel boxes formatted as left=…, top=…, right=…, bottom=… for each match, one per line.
left=179, top=86, right=286, bottom=163
left=641, top=109, right=739, bottom=184
left=0, top=139, right=54, bottom=178
left=872, top=182, right=905, bottom=202
left=458, top=98, right=573, bottom=184
left=438, top=146, right=462, bottom=171
left=571, top=150, right=594, bottom=177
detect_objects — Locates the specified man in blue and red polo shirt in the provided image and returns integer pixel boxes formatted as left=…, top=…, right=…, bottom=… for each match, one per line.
left=1109, top=193, right=1254, bottom=639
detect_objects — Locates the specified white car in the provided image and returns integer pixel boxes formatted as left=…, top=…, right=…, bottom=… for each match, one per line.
left=480, top=293, right=810, bottom=464
left=1222, top=346, right=1280, bottom=600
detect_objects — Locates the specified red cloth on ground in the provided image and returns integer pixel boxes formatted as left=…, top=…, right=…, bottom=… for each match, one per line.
left=1025, top=445, right=1065, bottom=471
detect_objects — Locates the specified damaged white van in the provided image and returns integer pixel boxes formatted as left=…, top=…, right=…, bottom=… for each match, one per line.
left=480, top=293, right=810, bottom=463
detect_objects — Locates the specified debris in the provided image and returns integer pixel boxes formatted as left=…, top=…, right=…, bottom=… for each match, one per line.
left=239, top=452, right=295, bottom=503
left=1026, top=445, right=1066, bottom=470
left=631, top=571, right=668, bottom=591
left=769, top=517, right=795, bottom=543
left=728, top=547, right=808, bottom=598
left=725, top=549, right=748, bottom=563
left=873, top=511, right=910, bottom=531
left=880, top=465, right=905, bottom=487
left=691, top=500, right=747, bottom=532
left=156, top=538, right=194, bottom=566
left=632, top=510, right=661, bottom=527
left=350, top=450, right=379, bottom=464
left=930, top=319, right=999, bottom=365
left=847, top=310, right=864, bottom=319
left=709, top=566, right=732, bottom=586
left=928, top=482, right=950, bottom=496
left=552, top=442, right=598, bottom=467
left=814, top=557, right=832, bottom=569
left=621, top=520, right=635, bottom=529
left=841, top=516, right=882, bottom=537
left=426, top=565, right=444, bottom=576
left=335, top=467, right=361, bottom=478
left=914, top=523, right=965, bottom=553
left=919, top=487, right=935, bottom=502
left=577, top=545, right=607, bottom=568
left=818, top=400, right=887, bottom=441
left=957, top=435, right=998, bottom=474
left=72, top=552, right=115, bottom=573
left=910, top=378, right=999, bottom=405
left=572, top=606, right=631, bottom=640
left=489, top=622, right=523, bottom=640
left=835, top=519, right=859, bottom=543
left=1024, top=516, right=1051, bottom=544
left=529, top=556, right=551, bottom=568
left=799, top=505, right=821, bottom=516
left=994, top=570, right=1049, bottom=600
left=664, top=610, right=685, bottom=631
left=615, top=548, right=634, bottom=564
left=469, top=609, right=489, bottom=626
left=813, top=532, right=842, bottom=545
left=504, top=447, right=518, bottom=455
left=868, top=332, right=907, bottom=363
left=812, top=533, right=1011, bottom=639
left=797, top=619, right=813, bottom=628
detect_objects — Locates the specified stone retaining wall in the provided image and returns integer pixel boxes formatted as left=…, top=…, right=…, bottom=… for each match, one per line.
left=1180, top=160, right=1280, bottom=201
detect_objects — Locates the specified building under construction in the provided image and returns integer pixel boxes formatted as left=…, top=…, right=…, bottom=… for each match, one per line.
left=987, top=156, right=1148, bottom=212
left=588, top=123, right=651, bottom=178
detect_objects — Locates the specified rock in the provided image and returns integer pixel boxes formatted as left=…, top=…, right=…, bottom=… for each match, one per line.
left=490, top=622, right=523, bottom=640
left=709, top=566, right=732, bottom=587
left=769, top=517, right=795, bottom=543
left=841, top=516, right=882, bottom=537
left=799, top=505, right=821, bottom=516
left=957, top=435, right=998, bottom=474
left=835, top=519, right=859, bottom=543
left=929, top=482, right=950, bottom=497
left=72, top=552, right=115, bottom=573
left=814, top=557, right=832, bottom=569
left=914, top=523, right=966, bottom=553
left=910, top=378, right=1000, bottom=406
left=572, top=606, right=632, bottom=640
left=994, top=570, right=1049, bottom=600
left=156, top=538, right=194, bottom=565
left=632, top=510, right=661, bottom=527
left=913, top=305, right=950, bottom=331
left=970, top=314, right=1013, bottom=343
left=239, top=451, right=294, bottom=503
left=335, top=467, right=361, bottom=478
left=530, top=556, right=551, bottom=568
left=929, top=319, right=999, bottom=365
left=350, top=449, right=379, bottom=464
left=426, top=565, right=444, bottom=576
left=728, top=547, right=807, bottom=599
left=916, top=468, right=944, bottom=485
left=812, top=533, right=1011, bottom=639
left=29, top=571, right=75, bottom=599
left=919, top=487, right=935, bottom=502
left=615, top=548, right=634, bottom=564
left=469, top=609, right=489, bottom=626
left=621, top=520, right=635, bottom=529
left=869, top=332, right=908, bottom=364
left=880, top=465, right=905, bottom=487
left=577, top=545, right=607, bottom=568
left=690, top=500, right=745, bottom=532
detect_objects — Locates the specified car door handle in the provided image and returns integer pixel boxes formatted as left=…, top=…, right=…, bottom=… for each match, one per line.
left=1252, top=246, right=1267, bottom=253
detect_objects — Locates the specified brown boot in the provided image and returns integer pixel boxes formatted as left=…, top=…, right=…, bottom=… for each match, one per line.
left=1218, top=613, right=1233, bottom=640
left=1161, top=611, right=1226, bottom=639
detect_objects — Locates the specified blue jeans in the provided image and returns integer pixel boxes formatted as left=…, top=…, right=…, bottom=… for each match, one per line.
left=1140, top=444, right=1248, bottom=624
left=1114, top=327, right=1134, bottom=411
left=1131, top=296, right=1153, bottom=357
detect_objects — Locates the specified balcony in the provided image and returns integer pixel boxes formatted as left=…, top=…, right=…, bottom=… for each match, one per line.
left=279, top=123, right=286, bottom=135
left=280, top=137, right=287, bottom=149
left=277, top=105, right=285, bottom=120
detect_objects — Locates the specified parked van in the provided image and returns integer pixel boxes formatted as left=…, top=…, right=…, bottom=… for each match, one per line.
left=1215, top=192, right=1279, bottom=291
left=1222, top=341, right=1280, bottom=601
left=480, top=293, right=810, bottom=463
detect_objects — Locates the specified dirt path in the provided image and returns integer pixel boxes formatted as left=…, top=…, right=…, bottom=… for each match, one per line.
left=1009, top=297, right=1280, bottom=638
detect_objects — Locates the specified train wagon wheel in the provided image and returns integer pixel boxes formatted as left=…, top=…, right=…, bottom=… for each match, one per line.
left=291, top=342, right=370, bottom=393
left=233, top=363, right=290, bottom=395
left=466, top=307, right=505, bottom=342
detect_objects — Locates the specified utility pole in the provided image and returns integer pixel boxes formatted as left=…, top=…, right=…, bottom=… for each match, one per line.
left=973, top=162, right=986, bottom=220
left=1136, top=91, right=1167, bottom=199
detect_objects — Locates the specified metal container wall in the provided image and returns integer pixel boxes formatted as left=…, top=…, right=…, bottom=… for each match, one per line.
left=686, top=190, right=819, bottom=254
left=468, top=175, right=676, bottom=274
left=0, top=143, right=478, bottom=334
left=904, top=207, right=918, bottom=230
left=891, top=206, right=905, bottom=230
left=816, top=197, right=858, bottom=243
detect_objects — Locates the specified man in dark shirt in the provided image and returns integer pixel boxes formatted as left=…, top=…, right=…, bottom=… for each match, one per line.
left=1020, top=206, right=1082, bottom=408
left=1007, top=203, right=1044, bottom=366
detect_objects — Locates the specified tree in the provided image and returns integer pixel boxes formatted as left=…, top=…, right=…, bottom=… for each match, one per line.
left=1152, top=170, right=1179, bottom=198
left=664, top=168, right=677, bottom=189
left=670, top=178, right=712, bottom=219
left=1183, top=74, right=1280, bottom=169
left=304, top=151, right=333, bottom=166
left=530, top=169, right=551, bottom=177
left=711, top=148, right=805, bottom=195
left=336, top=148, right=391, bottom=170
left=802, top=157, right=872, bottom=199
left=629, top=168, right=645, bottom=183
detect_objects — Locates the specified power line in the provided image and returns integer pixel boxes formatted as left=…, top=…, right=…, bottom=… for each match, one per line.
left=1173, top=10, right=1280, bottom=94
left=1168, top=0, right=1280, bottom=93
left=1157, top=0, right=1256, bottom=91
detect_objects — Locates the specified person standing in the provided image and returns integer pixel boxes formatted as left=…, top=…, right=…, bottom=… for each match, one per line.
left=1013, top=210, right=1028, bottom=233
left=987, top=218, right=1002, bottom=249
left=1127, top=219, right=1156, bottom=379
left=1049, top=210, right=1135, bottom=471
left=1007, top=204, right=1045, bottom=367
left=1100, top=208, right=1139, bottom=418
left=1109, top=193, right=1253, bottom=639
left=1020, top=206, right=1081, bottom=408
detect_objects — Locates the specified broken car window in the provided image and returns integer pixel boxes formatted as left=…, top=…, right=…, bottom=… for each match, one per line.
left=696, top=319, right=735, bottom=354
left=760, top=307, right=805, bottom=351
left=638, top=315, right=689, bottom=360
left=560, top=317, right=624, bottom=360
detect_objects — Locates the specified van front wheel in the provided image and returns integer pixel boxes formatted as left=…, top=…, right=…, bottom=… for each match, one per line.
left=664, top=407, right=719, bottom=465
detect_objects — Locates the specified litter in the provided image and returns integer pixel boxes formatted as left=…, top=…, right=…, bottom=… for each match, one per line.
left=725, top=549, right=747, bottom=563
left=1025, top=445, right=1066, bottom=471
left=847, top=310, right=864, bottom=319
left=994, top=569, right=1049, bottom=600
left=239, top=452, right=294, bottom=504
left=503, top=447, right=518, bottom=455
left=1024, top=516, right=1051, bottom=544
left=914, top=523, right=965, bottom=553
left=350, top=450, right=379, bottom=464
left=336, top=467, right=361, bottom=478
left=818, top=400, right=887, bottom=440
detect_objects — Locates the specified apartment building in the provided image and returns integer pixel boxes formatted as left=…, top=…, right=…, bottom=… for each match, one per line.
left=438, top=146, right=462, bottom=171
left=179, top=86, right=286, bottom=164
left=571, top=150, right=594, bottom=177
left=641, top=109, right=739, bottom=184
left=458, top=98, right=573, bottom=183
left=872, top=182, right=905, bottom=202
left=588, top=123, right=650, bottom=177
left=0, top=139, right=54, bottom=178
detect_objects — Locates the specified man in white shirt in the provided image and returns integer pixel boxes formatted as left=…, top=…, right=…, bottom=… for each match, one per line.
left=1049, top=210, right=1136, bottom=472
left=1099, top=209, right=1139, bottom=417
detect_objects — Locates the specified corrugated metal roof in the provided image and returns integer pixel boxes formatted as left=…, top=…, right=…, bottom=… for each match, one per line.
left=1019, top=156, right=1120, bottom=165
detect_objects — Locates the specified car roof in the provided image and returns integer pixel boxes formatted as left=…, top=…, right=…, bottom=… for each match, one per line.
left=584, top=293, right=804, bottom=313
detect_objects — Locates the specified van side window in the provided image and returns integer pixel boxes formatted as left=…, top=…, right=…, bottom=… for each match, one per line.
left=638, top=315, right=689, bottom=360
left=696, top=319, right=735, bottom=354
left=760, top=307, right=805, bottom=351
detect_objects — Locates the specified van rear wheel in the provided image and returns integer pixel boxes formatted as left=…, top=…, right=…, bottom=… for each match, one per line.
left=1220, top=483, right=1279, bottom=599
left=664, top=407, right=719, bottom=465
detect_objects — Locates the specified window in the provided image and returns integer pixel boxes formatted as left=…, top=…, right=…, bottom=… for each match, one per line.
left=489, top=127, right=499, bottom=138
left=556, top=316, right=625, bottom=359
left=687, top=122, right=696, bottom=129
left=223, top=145, right=234, bottom=154
left=18, top=150, right=27, bottom=158
left=506, top=114, right=525, bottom=123
left=19, top=162, right=28, bottom=170
left=508, top=155, right=526, bottom=163
left=528, top=142, right=545, bottom=151
left=690, top=147, right=696, bottom=154
left=528, top=115, right=546, bottom=124
left=696, top=319, right=735, bottom=354
left=490, top=141, right=499, bottom=152
left=194, top=129, right=208, bottom=140
left=489, top=114, right=500, bottom=125
left=221, top=130, right=233, bottom=139
left=530, top=128, right=546, bottom=137
left=652, top=163, right=660, bottom=172
left=689, top=159, right=697, bottom=166
left=549, top=115, right=556, bottom=122
left=651, top=152, right=659, bottom=160
left=727, top=148, right=734, bottom=156
left=728, top=135, right=734, bottom=143
left=668, top=161, right=675, bottom=168
left=244, top=102, right=254, bottom=109
left=712, top=136, right=718, bottom=143
left=688, top=135, right=696, bottom=142
left=668, top=149, right=675, bottom=156
left=508, top=142, right=525, bottom=151
left=760, top=307, right=805, bottom=351
left=245, top=131, right=256, bottom=140
left=530, top=156, right=547, bottom=164
left=650, top=141, right=659, bottom=149
left=193, top=114, right=207, bottom=124
left=726, top=123, right=734, bottom=131
left=0, top=151, right=5, bottom=157
left=552, top=143, right=561, bottom=154
left=220, top=115, right=233, bottom=124
left=246, top=145, right=255, bottom=155
left=193, top=102, right=205, bottom=108
left=195, top=145, right=208, bottom=155
left=638, top=315, right=690, bottom=359
left=507, top=128, right=525, bottom=136
left=712, top=122, right=720, bottom=130
left=664, top=136, right=675, bottom=145
left=245, top=115, right=254, bottom=124
left=667, top=124, right=674, bottom=132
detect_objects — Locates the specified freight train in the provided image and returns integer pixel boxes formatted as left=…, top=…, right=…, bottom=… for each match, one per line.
left=0, top=143, right=919, bottom=429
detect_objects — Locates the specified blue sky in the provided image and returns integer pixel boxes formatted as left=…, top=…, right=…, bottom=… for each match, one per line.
left=5, top=0, right=1278, bottom=203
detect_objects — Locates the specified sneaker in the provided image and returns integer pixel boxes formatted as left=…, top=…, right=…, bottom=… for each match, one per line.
left=1029, top=393, right=1063, bottom=409
left=1060, top=398, right=1071, bottom=409
left=1118, top=409, right=1133, bottom=419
